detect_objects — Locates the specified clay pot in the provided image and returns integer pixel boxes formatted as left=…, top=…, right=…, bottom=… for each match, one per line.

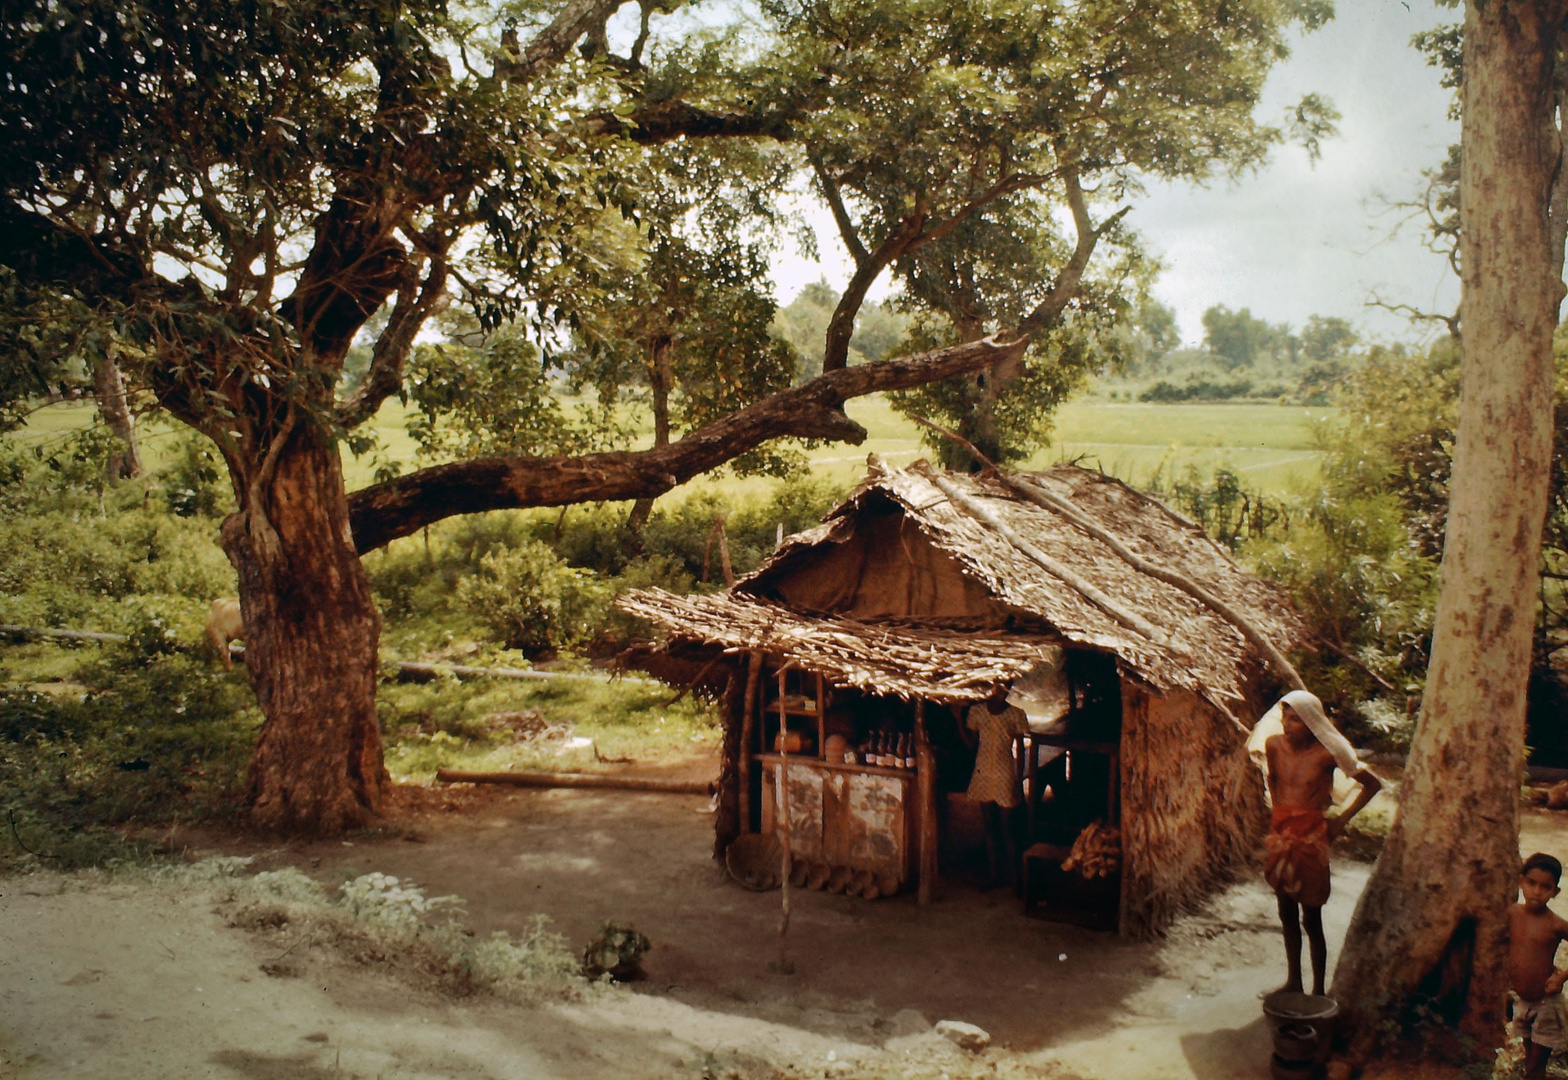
left=851, top=869, right=876, bottom=899
left=774, top=730, right=813, bottom=754
left=807, top=863, right=832, bottom=890
left=875, top=872, right=901, bottom=897
left=826, top=866, right=853, bottom=893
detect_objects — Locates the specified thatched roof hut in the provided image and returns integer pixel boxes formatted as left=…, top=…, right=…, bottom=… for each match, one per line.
left=620, top=457, right=1307, bottom=937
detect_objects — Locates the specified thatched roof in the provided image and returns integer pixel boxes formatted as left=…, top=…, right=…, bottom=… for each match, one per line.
left=622, top=459, right=1306, bottom=716
left=616, top=590, right=1060, bottom=703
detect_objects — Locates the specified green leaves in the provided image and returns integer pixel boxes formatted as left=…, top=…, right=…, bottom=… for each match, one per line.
left=3, top=0, right=1337, bottom=503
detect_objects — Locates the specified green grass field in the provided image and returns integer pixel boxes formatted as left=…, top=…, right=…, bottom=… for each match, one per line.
left=8, top=393, right=1332, bottom=502
left=665, top=396, right=1331, bottom=499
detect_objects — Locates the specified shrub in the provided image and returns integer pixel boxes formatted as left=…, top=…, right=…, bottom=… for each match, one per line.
left=1139, top=377, right=1255, bottom=403
left=0, top=508, right=233, bottom=632
left=0, top=638, right=260, bottom=868
left=157, top=432, right=232, bottom=518
left=594, top=555, right=697, bottom=648
left=456, top=540, right=608, bottom=653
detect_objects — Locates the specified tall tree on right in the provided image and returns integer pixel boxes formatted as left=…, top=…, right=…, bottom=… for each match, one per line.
left=1332, top=0, right=1568, bottom=1052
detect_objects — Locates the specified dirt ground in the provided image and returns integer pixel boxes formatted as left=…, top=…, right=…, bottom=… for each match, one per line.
left=4, top=767, right=1566, bottom=1080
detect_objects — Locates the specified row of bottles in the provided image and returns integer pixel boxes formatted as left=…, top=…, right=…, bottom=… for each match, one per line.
left=859, top=731, right=915, bottom=770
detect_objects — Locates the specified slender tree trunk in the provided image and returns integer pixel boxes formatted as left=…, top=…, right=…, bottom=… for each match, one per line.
left=953, top=318, right=1011, bottom=470
left=93, top=352, right=141, bottom=479
left=628, top=335, right=673, bottom=536
left=1333, top=0, right=1566, bottom=1049
left=221, top=421, right=388, bottom=834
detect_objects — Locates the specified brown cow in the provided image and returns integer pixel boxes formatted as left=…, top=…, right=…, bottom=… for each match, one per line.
left=205, top=598, right=244, bottom=668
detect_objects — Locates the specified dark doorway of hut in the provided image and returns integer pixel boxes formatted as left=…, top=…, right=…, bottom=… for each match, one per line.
left=735, top=647, right=1126, bottom=933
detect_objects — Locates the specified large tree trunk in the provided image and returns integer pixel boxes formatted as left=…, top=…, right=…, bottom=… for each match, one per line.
left=221, top=421, right=388, bottom=833
left=92, top=352, right=141, bottom=479
left=1332, top=0, right=1566, bottom=1048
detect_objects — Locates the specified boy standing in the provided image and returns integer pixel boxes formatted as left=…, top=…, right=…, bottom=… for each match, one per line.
left=1510, top=852, right=1568, bottom=1079
left=1262, top=689, right=1381, bottom=995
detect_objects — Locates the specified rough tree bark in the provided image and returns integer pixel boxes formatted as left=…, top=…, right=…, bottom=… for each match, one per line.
left=1332, top=0, right=1567, bottom=1047
left=223, top=420, right=389, bottom=833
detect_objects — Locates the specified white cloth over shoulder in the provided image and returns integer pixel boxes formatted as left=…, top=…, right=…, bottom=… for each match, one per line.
left=1246, top=690, right=1369, bottom=808
left=1282, top=689, right=1362, bottom=775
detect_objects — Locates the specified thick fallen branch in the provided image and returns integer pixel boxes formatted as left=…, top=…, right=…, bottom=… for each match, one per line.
left=392, top=660, right=648, bottom=684
left=347, top=335, right=1025, bottom=553
left=435, top=768, right=713, bottom=795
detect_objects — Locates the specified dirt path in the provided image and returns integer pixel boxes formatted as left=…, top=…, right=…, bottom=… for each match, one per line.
left=5, top=782, right=1566, bottom=1080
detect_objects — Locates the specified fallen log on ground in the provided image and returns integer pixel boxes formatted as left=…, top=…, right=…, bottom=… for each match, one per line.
left=0, top=626, right=644, bottom=684
left=0, top=624, right=128, bottom=644
left=392, top=660, right=649, bottom=684
left=436, top=768, right=714, bottom=795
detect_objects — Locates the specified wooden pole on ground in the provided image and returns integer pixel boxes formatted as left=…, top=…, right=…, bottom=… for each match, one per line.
left=915, top=699, right=939, bottom=905
left=434, top=769, right=712, bottom=794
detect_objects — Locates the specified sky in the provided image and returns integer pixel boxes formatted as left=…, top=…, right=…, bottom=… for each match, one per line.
left=769, top=0, right=1463, bottom=348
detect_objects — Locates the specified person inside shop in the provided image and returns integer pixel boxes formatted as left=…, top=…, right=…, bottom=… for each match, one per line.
left=962, top=684, right=1030, bottom=888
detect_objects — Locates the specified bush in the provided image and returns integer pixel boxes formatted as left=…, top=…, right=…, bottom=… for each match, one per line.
left=456, top=540, right=609, bottom=653
left=1139, top=377, right=1255, bottom=403
left=594, top=555, right=697, bottom=648
left=0, top=508, right=233, bottom=631
left=157, top=432, right=232, bottom=518
left=0, top=637, right=260, bottom=868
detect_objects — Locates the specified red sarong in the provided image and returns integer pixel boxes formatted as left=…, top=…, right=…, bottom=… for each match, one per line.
left=1264, top=805, right=1331, bottom=907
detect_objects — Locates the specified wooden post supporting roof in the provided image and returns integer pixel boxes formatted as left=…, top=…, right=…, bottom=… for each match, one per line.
left=916, top=699, right=938, bottom=905
left=737, top=650, right=762, bottom=835
left=775, top=665, right=794, bottom=970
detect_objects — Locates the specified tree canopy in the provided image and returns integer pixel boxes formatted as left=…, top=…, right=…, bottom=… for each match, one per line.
left=1, top=0, right=1340, bottom=831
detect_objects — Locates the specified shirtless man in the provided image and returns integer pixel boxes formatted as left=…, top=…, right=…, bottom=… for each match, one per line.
left=1509, top=853, right=1568, bottom=1079
left=1263, top=691, right=1381, bottom=995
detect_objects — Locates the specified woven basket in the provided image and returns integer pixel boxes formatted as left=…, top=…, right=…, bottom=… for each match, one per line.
left=725, top=833, right=784, bottom=891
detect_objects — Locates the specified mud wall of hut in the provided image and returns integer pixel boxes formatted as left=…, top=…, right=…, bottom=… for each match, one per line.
left=1118, top=685, right=1267, bottom=938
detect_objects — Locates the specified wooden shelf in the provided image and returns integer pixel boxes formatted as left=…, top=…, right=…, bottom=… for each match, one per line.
left=1028, top=734, right=1118, bottom=756
left=764, top=694, right=822, bottom=717
left=754, top=753, right=915, bottom=780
